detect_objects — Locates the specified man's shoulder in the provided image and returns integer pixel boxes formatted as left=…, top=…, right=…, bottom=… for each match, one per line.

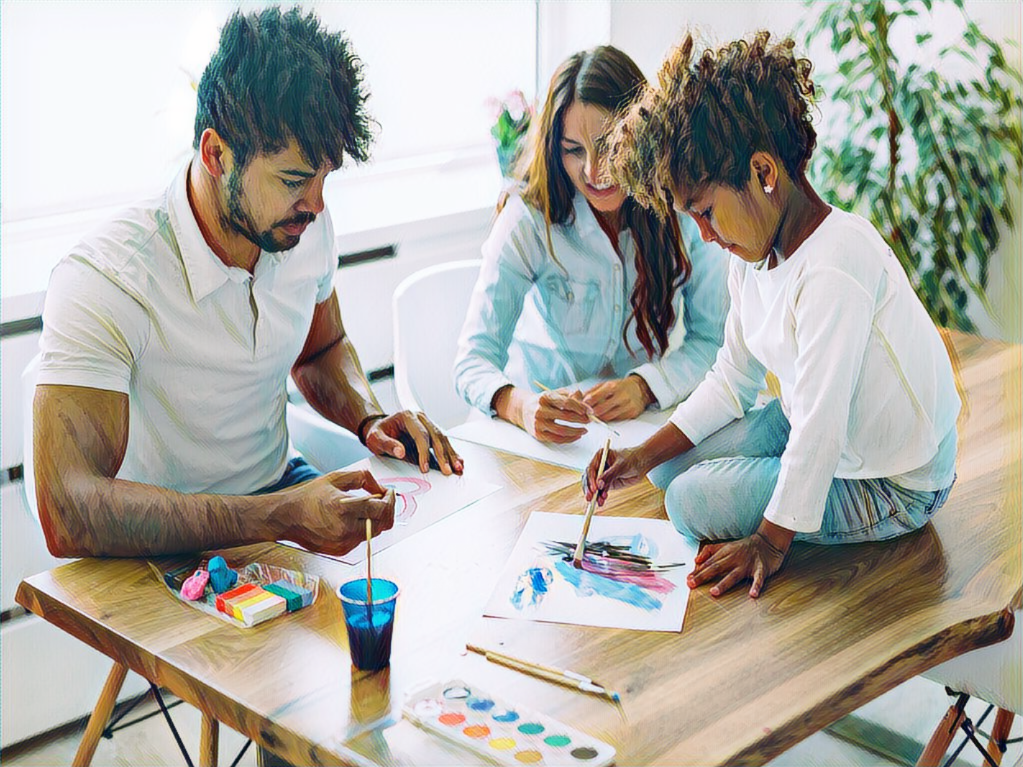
left=73, top=189, right=176, bottom=278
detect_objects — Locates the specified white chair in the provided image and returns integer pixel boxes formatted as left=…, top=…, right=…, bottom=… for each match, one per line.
left=392, top=259, right=481, bottom=430
left=21, top=353, right=41, bottom=522
left=917, top=604, right=1022, bottom=766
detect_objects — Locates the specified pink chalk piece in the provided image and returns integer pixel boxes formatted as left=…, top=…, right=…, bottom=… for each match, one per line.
left=181, top=570, right=210, bottom=600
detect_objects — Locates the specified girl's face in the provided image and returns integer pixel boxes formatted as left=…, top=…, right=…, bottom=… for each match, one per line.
left=684, top=179, right=778, bottom=264
left=560, top=101, right=627, bottom=216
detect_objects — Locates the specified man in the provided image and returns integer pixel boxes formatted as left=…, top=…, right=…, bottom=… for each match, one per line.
left=33, top=7, right=463, bottom=561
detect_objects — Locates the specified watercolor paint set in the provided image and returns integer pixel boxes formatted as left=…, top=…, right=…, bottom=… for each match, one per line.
left=404, top=678, right=615, bottom=766
left=152, top=558, right=319, bottom=629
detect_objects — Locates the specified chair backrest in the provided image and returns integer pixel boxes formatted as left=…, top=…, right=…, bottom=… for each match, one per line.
left=392, top=259, right=481, bottom=430
left=21, top=354, right=40, bottom=522
left=922, top=606, right=1022, bottom=714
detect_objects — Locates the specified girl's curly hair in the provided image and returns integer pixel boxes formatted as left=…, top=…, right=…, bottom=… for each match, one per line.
left=606, top=31, right=818, bottom=217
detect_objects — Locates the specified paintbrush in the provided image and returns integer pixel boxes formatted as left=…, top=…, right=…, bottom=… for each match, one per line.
left=466, top=644, right=620, bottom=704
left=574, top=437, right=612, bottom=568
left=532, top=380, right=620, bottom=436
left=365, top=518, right=374, bottom=608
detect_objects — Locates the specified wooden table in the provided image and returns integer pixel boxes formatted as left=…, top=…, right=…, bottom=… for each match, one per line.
left=17, top=332, right=1021, bottom=766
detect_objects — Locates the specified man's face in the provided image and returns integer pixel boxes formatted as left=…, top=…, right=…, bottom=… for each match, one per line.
left=222, top=140, right=335, bottom=253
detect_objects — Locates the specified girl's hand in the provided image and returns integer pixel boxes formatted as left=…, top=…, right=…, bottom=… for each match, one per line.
left=583, top=376, right=655, bottom=421
left=583, top=446, right=651, bottom=505
left=522, top=389, right=590, bottom=444
left=687, top=521, right=794, bottom=598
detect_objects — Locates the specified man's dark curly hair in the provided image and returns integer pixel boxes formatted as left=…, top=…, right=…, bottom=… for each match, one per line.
left=193, top=6, right=375, bottom=170
left=607, top=31, right=818, bottom=216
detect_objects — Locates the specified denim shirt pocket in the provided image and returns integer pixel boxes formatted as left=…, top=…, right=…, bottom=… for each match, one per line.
left=539, top=273, right=602, bottom=340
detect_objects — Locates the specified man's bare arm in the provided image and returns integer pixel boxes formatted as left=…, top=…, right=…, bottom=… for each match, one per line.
left=290, top=290, right=383, bottom=433
left=33, top=384, right=393, bottom=558
left=292, top=291, right=463, bottom=474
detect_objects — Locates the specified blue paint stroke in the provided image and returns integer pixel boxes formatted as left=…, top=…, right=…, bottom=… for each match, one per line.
left=553, top=558, right=663, bottom=612
left=510, top=566, right=553, bottom=610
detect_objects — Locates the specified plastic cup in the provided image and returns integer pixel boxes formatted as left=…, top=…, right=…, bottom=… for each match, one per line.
left=337, top=578, right=399, bottom=671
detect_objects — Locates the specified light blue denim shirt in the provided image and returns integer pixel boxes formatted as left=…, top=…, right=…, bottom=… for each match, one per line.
left=454, top=193, right=729, bottom=415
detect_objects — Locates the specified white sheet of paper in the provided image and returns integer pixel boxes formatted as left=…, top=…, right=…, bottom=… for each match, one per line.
left=484, top=512, right=698, bottom=632
left=280, top=455, right=501, bottom=564
left=448, top=409, right=666, bottom=472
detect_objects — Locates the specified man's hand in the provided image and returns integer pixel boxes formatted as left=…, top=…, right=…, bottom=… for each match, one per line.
left=280, top=469, right=396, bottom=556
left=687, top=520, right=794, bottom=598
left=583, top=376, right=655, bottom=421
left=364, top=411, right=463, bottom=475
left=583, top=446, right=652, bottom=506
left=521, top=389, right=591, bottom=444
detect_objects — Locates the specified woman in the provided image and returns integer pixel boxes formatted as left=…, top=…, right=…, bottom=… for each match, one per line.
left=454, top=46, right=728, bottom=444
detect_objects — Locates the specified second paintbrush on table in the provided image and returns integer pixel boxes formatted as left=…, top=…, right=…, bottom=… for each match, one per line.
left=466, top=644, right=620, bottom=704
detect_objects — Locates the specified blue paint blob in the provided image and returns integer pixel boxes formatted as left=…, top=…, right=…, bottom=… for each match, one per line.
left=510, top=566, right=553, bottom=610
left=554, top=559, right=663, bottom=612
left=466, top=696, right=495, bottom=712
left=492, top=709, right=520, bottom=723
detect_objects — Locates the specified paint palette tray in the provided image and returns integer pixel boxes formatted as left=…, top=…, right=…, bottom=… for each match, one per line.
left=404, top=678, right=615, bottom=766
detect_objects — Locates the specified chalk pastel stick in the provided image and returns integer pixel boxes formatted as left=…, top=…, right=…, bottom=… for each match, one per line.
left=231, top=590, right=274, bottom=621
left=273, top=580, right=313, bottom=608
left=263, top=582, right=302, bottom=612
left=240, top=593, right=286, bottom=626
left=216, top=582, right=260, bottom=614
left=164, top=562, right=199, bottom=592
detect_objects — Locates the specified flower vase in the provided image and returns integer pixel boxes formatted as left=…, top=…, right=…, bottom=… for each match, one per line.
left=496, top=144, right=518, bottom=178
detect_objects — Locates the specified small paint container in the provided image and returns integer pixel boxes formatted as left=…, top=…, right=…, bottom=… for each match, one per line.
left=337, top=579, right=399, bottom=671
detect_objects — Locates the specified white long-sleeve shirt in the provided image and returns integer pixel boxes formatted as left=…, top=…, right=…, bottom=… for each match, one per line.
left=669, top=207, right=960, bottom=533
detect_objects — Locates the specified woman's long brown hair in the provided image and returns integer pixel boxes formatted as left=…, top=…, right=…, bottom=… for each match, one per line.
left=500, top=46, right=690, bottom=359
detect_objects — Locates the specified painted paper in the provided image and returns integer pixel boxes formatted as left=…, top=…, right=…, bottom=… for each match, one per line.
left=484, top=512, right=698, bottom=632
left=282, top=455, right=501, bottom=564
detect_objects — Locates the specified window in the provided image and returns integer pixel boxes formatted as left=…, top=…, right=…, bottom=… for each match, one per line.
left=0, top=0, right=537, bottom=223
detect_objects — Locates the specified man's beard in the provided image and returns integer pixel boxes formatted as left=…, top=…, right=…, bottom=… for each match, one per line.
left=224, top=172, right=314, bottom=253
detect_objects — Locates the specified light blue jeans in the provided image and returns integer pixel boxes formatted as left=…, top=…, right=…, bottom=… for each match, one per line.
left=648, top=399, right=953, bottom=544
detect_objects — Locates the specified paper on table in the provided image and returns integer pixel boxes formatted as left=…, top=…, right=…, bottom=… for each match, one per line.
left=448, top=408, right=667, bottom=471
left=484, top=512, right=697, bottom=632
left=280, top=455, right=501, bottom=564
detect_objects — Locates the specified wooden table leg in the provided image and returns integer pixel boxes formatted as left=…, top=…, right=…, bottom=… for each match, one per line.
left=72, top=662, right=128, bottom=767
left=200, top=713, right=219, bottom=767
left=987, top=708, right=1015, bottom=766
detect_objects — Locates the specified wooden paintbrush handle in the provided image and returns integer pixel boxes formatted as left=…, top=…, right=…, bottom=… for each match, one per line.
left=574, top=438, right=612, bottom=563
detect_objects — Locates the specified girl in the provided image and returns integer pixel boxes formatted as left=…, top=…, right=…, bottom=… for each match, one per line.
left=454, top=46, right=729, bottom=444
left=585, top=32, right=960, bottom=598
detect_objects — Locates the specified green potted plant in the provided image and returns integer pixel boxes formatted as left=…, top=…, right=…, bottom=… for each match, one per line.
left=801, top=0, right=1022, bottom=332
left=488, top=90, right=534, bottom=177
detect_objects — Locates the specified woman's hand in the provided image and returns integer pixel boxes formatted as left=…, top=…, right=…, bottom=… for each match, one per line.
left=582, top=446, right=652, bottom=505
left=687, top=520, right=795, bottom=598
left=521, top=389, right=591, bottom=444
left=583, top=376, right=655, bottom=421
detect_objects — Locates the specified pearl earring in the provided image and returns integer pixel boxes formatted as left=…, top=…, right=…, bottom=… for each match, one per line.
left=763, top=185, right=773, bottom=194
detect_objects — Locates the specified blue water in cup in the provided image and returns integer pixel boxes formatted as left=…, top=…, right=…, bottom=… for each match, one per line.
left=337, top=579, right=399, bottom=671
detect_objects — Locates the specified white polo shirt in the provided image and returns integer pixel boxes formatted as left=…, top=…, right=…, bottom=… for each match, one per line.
left=37, top=164, right=336, bottom=494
